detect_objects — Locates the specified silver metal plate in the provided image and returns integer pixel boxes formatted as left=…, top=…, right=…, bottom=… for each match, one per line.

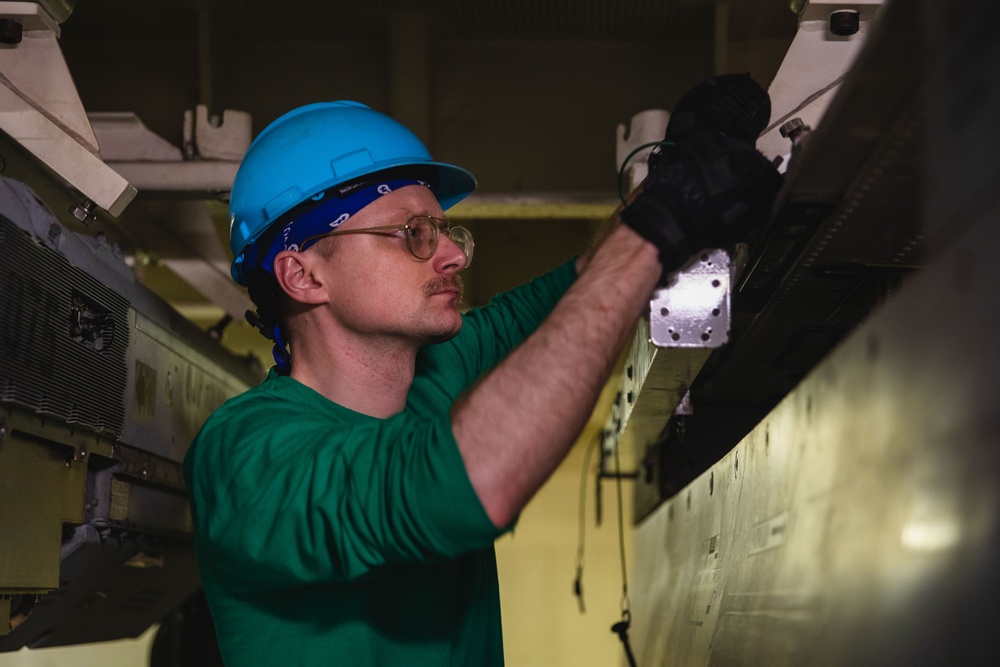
left=649, top=249, right=731, bottom=348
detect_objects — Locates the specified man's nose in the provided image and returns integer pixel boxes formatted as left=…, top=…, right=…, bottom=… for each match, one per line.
left=434, top=234, right=469, bottom=272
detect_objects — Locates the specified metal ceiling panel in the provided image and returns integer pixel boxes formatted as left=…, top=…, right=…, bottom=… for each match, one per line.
left=60, top=0, right=794, bottom=41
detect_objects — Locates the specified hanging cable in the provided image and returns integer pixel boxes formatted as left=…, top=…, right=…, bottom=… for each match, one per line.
left=614, top=436, right=630, bottom=615
left=572, top=424, right=640, bottom=664
left=616, top=139, right=675, bottom=206
left=610, top=434, right=638, bottom=667
left=573, top=430, right=601, bottom=614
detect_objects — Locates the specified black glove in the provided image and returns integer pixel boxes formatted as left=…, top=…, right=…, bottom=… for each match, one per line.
left=621, top=74, right=782, bottom=277
left=664, top=73, right=773, bottom=146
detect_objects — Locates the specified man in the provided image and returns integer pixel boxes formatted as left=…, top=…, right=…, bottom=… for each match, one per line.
left=184, top=77, right=779, bottom=666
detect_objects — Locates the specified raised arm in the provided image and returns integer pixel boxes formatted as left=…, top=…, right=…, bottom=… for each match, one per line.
left=452, top=217, right=659, bottom=527
left=453, top=106, right=782, bottom=528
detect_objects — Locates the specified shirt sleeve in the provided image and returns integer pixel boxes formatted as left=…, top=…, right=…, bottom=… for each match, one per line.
left=185, top=383, right=502, bottom=594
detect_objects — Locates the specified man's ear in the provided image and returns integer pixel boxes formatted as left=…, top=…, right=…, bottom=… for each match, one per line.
left=272, top=250, right=329, bottom=305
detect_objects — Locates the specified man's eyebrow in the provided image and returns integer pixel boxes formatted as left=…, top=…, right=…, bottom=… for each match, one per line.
left=398, top=207, right=441, bottom=219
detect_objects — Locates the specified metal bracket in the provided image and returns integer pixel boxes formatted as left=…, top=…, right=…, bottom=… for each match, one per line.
left=650, top=249, right=731, bottom=348
left=0, top=3, right=136, bottom=217
left=184, top=104, right=252, bottom=161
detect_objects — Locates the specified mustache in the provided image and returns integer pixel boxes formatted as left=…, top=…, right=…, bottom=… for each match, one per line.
left=423, top=275, right=464, bottom=299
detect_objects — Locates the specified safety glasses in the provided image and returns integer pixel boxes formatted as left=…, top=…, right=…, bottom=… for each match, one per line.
left=301, top=215, right=474, bottom=267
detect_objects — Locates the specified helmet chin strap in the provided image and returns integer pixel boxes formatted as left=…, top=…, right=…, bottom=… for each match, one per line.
left=270, top=323, right=292, bottom=374
left=243, top=307, right=291, bottom=375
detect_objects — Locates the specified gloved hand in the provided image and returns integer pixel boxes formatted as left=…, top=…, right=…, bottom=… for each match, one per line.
left=621, top=74, right=782, bottom=276
left=663, top=73, right=773, bottom=146
left=621, top=130, right=782, bottom=273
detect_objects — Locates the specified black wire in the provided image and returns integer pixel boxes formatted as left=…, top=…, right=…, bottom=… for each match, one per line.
left=761, top=73, right=847, bottom=136
left=573, top=430, right=602, bottom=614
left=617, top=139, right=675, bottom=206
left=570, top=415, right=636, bottom=657
left=613, top=435, right=631, bottom=617
left=610, top=440, right=638, bottom=667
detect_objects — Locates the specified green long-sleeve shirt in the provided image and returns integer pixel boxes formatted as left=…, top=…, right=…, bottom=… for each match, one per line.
left=183, top=260, right=577, bottom=666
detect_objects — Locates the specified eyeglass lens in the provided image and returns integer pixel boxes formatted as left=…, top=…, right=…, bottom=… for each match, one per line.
left=406, top=217, right=436, bottom=259
left=407, top=216, right=474, bottom=266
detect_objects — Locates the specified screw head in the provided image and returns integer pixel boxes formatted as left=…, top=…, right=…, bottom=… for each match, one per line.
left=69, top=199, right=97, bottom=224
left=780, top=118, right=805, bottom=138
left=830, top=9, right=860, bottom=37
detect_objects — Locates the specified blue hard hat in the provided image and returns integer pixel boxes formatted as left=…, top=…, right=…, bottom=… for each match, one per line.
left=228, top=100, right=477, bottom=285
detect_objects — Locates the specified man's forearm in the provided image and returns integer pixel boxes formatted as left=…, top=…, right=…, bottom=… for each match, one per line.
left=452, top=219, right=660, bottom=528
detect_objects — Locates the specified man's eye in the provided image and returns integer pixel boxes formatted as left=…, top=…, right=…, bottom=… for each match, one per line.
left=409, top=224, right=428, bottom=240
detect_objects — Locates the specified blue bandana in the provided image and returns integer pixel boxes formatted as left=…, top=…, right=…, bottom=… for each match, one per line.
left=251, top=177, right=431, bottom=277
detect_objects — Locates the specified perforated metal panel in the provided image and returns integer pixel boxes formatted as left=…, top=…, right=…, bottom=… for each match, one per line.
left=0, top=218, right=128, bottom=437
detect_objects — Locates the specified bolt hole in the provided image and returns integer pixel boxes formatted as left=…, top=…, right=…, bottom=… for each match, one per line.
left=660, top=307, right=669, bottom=316
left=700, top=333, right=710, bottom=341
left=712, top=279, right=721, bottom=288
left=671, top=333, right=680, bottom=341
left=712, top=308, right=720, bottom=317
